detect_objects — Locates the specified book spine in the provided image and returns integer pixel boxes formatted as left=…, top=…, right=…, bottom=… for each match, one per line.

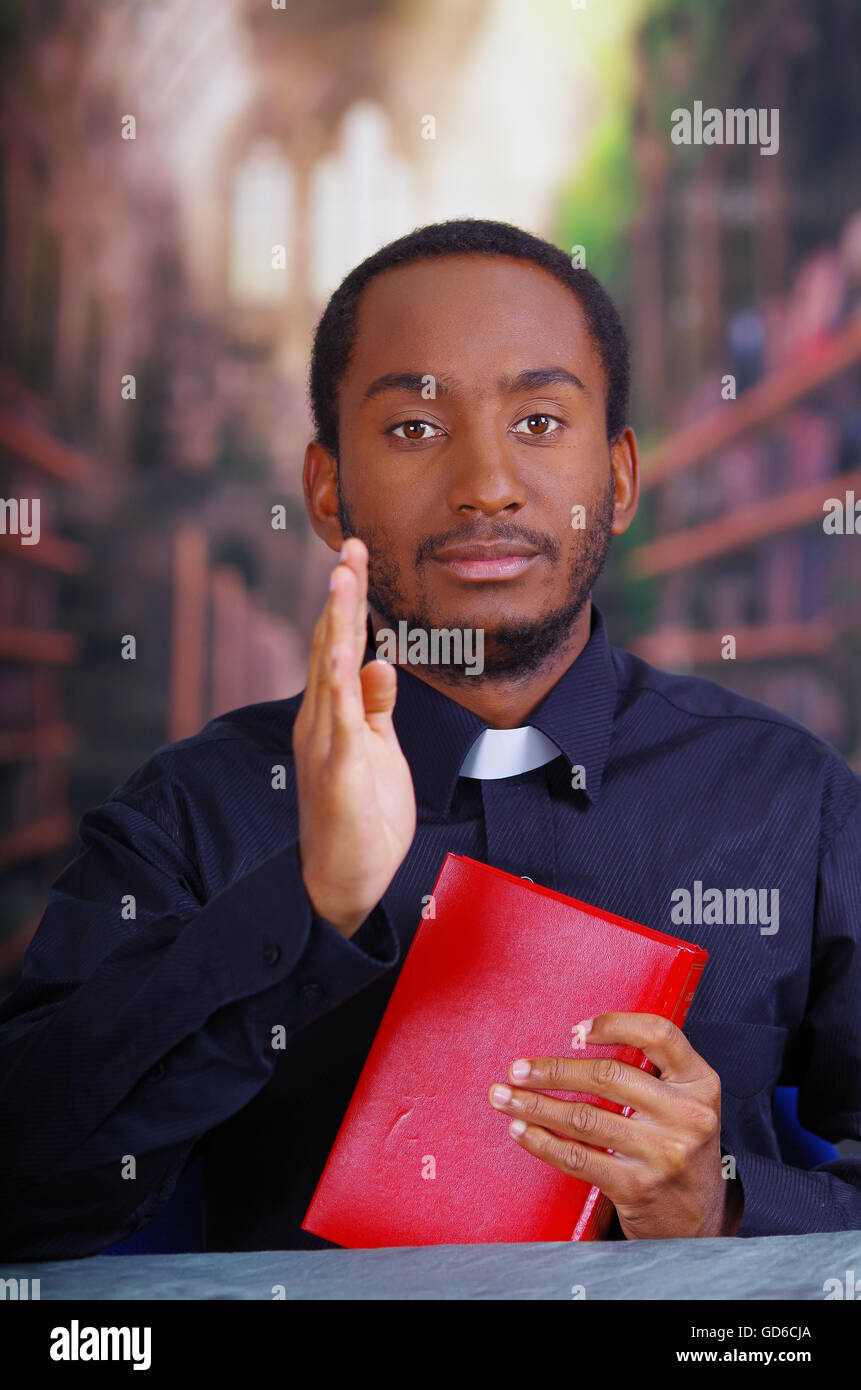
left=668, top=960, right=706, bottom=1027
left=571, top=1188, right=614, bottom=1241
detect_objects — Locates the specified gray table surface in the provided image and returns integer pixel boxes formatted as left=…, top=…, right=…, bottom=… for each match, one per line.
left=5, top=1230, right=861, bottom=1300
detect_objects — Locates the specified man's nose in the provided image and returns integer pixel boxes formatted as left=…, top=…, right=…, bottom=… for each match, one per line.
left=444, top=424, right=528, bottom=515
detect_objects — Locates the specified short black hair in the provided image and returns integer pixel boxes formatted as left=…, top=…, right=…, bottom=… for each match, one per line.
left=308, top=217, right=630, bottom=458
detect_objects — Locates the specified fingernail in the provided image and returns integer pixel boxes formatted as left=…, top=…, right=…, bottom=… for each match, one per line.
left=329, top=568, right=338, bottom=590
left=572, top=1018, right=593, bottom=1048
left=509, top=1119, right=527, bottom=1137
left=339, top=543, right=349, bottom=561
left=490, top=1084, right=512, bottom=1105
left=510, top=1059, right=531, bottom=1079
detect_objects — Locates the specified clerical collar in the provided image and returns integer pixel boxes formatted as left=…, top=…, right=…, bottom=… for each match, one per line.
left=456, top=724, right=562, bottom=779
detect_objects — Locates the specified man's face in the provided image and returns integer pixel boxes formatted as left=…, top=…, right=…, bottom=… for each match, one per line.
left=328, top=254, right=636, bottom=683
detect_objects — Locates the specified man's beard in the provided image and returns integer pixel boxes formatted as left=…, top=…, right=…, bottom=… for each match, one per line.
left=336, top=469, right=615, bottom=685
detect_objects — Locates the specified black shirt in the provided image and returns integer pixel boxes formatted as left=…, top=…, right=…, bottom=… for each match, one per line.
left=1, top=602, right=859, bottom=1257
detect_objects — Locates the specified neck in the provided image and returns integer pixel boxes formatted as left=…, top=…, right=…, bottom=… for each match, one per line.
left=368, top=602, right=593, bottom=728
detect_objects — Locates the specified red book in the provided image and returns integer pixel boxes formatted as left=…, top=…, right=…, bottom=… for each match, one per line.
left=302, top=853, right=708, bottom=1247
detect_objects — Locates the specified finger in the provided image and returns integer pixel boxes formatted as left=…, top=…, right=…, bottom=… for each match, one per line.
left=359, top=657, right=399, bottom=741
left=333, top=536, right=368, bottom=674
left=505, top=1052, right=665, bottom=1116
left=328, top=564, right=368, bottom=757
left=303, top=534, right=359, bottom=713
left=487, top=1083, right=649, bottom=1160
left=301, top=566, right=339, bottom=755
left=506, top=1117, right=623, bottom=1196
left=344, top=537, right=370, bottom=660
left=573, top=1012, right=711, bottom=1083
left=300, top=538, right=367, bottom=742
left=302, top=550, right=356, bottom=762
left=329, top=533, right=367, bottom=669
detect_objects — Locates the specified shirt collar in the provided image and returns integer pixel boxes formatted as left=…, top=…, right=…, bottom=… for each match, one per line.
left=362, top=602, right=617, bottom=816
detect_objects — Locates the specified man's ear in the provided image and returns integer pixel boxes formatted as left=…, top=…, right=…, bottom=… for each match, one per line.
left=303, top=440, right=344, bottom=552
left=609, top=427, right=639, bottom=537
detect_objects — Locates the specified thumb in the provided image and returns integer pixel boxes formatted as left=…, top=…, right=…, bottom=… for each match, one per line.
left=360, top=658, right=399, bottom=736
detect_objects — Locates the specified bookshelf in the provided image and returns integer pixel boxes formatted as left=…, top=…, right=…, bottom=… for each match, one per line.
left=637, top=313, right=861, bottom=492
left=0, top=374, right=95, bottom=977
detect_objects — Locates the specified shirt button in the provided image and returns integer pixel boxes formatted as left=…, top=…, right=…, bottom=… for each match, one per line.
left=300, top=983, right=322, bottom=1006
left=148, top=1061, right=166, bottom=1081
left=262, top=941, right=281, bottom=966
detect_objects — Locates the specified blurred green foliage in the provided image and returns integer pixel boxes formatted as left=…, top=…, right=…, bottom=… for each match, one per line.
left=556, top=113, right=640, bottom=310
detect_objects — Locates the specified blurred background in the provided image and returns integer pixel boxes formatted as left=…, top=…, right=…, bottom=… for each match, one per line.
left=1, top=0, right=859, bottom=985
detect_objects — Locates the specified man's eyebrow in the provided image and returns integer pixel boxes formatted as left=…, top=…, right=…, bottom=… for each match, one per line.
left=362, top=372, right=457, bottom=402
left=498, top=367, right=587, bottom=395
left=362, top=366, right=586, bottom=403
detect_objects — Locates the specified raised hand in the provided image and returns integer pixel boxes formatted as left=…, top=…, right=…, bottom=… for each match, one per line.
left=293, top=537, right=417, bottom=937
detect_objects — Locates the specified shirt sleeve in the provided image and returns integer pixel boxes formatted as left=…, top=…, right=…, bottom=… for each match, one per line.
left=0, top=792, right=401, bottom=1259
left=733, top=779, right=861, bottom=1236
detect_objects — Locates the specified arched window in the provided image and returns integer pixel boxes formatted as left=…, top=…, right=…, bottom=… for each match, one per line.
left=310, top=102, right=415, bottom=300
left=228, top=139, right=293, bottom=304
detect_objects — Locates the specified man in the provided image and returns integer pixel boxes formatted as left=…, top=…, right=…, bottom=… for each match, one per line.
left=1, top=219, right=859, bottom=1258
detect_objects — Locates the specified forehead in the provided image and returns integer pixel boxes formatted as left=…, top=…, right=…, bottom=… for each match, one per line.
left=342, top=254, right=600, bottom=400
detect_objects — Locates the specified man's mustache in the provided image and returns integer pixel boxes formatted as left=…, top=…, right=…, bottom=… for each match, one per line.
left=416, top=527, right=556, bottom=562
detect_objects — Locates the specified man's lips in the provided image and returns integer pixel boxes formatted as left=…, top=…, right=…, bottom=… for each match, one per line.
left=430, top=541, right=540, bottom=581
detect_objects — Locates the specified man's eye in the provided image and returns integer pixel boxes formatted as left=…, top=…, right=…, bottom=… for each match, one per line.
left=389, top=420, right=441, bottom=440
left=512, top=413, right=562, bottom=436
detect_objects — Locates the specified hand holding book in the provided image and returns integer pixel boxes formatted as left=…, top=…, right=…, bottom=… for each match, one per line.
left=487, top=1010, right=744, bottom=1239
